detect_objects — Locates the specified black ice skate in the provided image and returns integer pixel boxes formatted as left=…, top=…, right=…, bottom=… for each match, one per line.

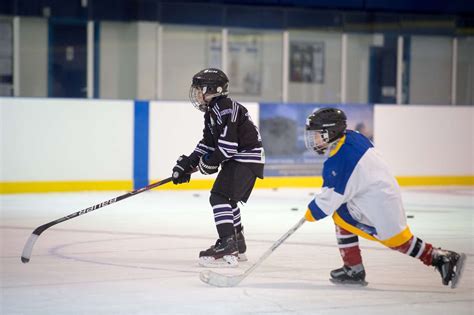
left=432, top=249, right=466, bottom=289
left=236, top=230, right=248, bottom=261
left=329, top=265, right=368, bottom=286
left=199, top=234, right=239, bottom=268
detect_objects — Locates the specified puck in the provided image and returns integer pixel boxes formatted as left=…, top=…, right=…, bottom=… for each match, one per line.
left=407, top=215, right=415, bottom=219
left=291, top=207, right=298, bottom=211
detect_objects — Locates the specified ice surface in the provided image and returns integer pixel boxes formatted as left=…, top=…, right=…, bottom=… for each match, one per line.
left=1, top=187, right=473, bottom=314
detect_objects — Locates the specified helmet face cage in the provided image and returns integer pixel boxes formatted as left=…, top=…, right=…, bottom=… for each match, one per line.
left=189, top=85, right=207, bottom=112
left=189, top=68, right=229, bottom=112
left=304, top=129, right=330, bottom=155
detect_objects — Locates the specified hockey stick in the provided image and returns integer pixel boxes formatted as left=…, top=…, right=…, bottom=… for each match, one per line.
left=200, top=217, right=306, bottom=287
left=21, top=176, right=174, bottom=264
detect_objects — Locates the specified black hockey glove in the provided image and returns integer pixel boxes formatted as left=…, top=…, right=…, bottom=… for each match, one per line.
left=198, top=154, right=219, bottom=175
left=172, top=155, right=192, bottom=184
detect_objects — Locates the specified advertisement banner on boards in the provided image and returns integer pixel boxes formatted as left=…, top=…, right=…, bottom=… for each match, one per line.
left=260, top=103, right=374, bottom=177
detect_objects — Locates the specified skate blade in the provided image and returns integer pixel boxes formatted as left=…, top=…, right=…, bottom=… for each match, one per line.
left=238, top=253, right=248, bottom=261
left=329, top=278, right=368, bottom=287
left=450, top=253, right=466, bottom=289
left=199, top=255, right=239, bottom=268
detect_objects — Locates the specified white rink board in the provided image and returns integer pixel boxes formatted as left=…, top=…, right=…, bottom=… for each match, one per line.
left=374, top=105, right=474, bottom=176
left=149, top=101, right=259, bottom=180
left=1, top=98, right=472, bottom=185
left=0, top=98, right=134, bottom=181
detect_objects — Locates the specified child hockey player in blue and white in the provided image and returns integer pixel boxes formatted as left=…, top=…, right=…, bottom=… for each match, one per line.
left=303, top=107, right=465, bottom=288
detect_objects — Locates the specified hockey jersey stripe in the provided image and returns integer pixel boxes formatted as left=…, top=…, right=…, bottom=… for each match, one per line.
left=233, top=147, right=265, bottom=163
left=217, top=147, right=229, bottom=158
left=242, top=148, right=263, bottom=153
left=198, top=143, right=215, bottom=151
left=212, top=106, right=222, bottom=125
left=218, top=143, right=238, bottom=151
left=234, top=152, right=263, bottom=157
left=308, top=199, right=328, bottom=220
left=234, top=158, right=265, bottom=164
left=218, top=139, right=238, bottom=147
left=231, top=101, right=238, bottom=122
left=219, top=108, right=233, bottom=116
left=234, top=156, right=263, bottom=161
left=194, top=148, right=208, bottom=155
left=336, top=204, right=377, bottom=236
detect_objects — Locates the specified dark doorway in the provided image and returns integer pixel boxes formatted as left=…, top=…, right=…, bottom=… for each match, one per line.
left=49, top=19, right=87, bottom=98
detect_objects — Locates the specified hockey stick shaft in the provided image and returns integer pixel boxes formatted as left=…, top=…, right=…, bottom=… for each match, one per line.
left=244, top=218, right=306, bottom=278
left=241, top=217, right=306, bottom=278
left=200, top=217, right=306, bottom=287
left=21, top=177, right=173, bottom=263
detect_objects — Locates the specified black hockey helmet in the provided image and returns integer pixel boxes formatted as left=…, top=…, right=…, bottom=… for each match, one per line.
left=305, top=107, right=347, bottom=155
left=189, top=68, right=229, bottom=112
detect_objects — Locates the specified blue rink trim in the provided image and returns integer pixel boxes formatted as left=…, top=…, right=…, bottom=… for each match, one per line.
left=133, top=100, right=149, bottom=190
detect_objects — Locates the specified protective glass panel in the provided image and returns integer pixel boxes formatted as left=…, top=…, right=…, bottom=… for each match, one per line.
left=288, top=30, right=341, bottom=103
left=161, top=25, right=221, bottom=101
left=346, top=33, right=398, bottom=104
left=407, top=35, right=452, bottom=105
left=227, top=28, right=283, bottom=102
left=99, top=21, right=139, bottom=99
left=18, top=17, right=48, bottom=97
left=0, top=18, right=13, bottom=96
left=456, top=36, right=474, bottom=105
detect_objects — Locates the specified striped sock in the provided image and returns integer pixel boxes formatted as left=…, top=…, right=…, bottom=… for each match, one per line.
left=212, top=204, right=234, bottom=238
left=391, top=236, right=433, bottom=266
left=335, top=225, right=363, bottom=266
left=232, top=205, right=242, bottom=233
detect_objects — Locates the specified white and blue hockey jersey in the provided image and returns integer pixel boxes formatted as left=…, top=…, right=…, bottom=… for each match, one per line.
left=306, top=130, right=412, bottom=246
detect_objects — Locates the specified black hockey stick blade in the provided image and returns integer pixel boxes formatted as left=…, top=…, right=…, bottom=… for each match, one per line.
left=21, top=176, right=174, bottom=264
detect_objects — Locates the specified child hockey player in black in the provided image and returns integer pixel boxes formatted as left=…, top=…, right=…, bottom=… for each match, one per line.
left=172, top=68, right=264, bottom=267
left=304, top=107, right=466, bottom=288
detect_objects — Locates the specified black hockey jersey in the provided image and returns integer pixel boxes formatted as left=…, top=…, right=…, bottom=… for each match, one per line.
left=189, top=96, right=265, bottom=178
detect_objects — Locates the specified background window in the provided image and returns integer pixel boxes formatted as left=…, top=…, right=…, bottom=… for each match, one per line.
left=19, top=17, right=48, bottom=97
left=456, top=36, right=474, bottom=105
left=407, top=35, right=452, bottom=105
left=227, top=29, right=283, bottom=102
left=99, top=21, right=140, bottom=99
left=288, top=30, right=341, bottom=103
left=0, top=18, right=13, bottom=96
left=161, top=25, right=221, bottom=101
left=347, top=33, right=398, bottom=104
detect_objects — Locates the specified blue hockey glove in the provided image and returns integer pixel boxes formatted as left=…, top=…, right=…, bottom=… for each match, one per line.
left=198, top=154, right=219, bottom=175
left=172, top=155, right=192, bottom=184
